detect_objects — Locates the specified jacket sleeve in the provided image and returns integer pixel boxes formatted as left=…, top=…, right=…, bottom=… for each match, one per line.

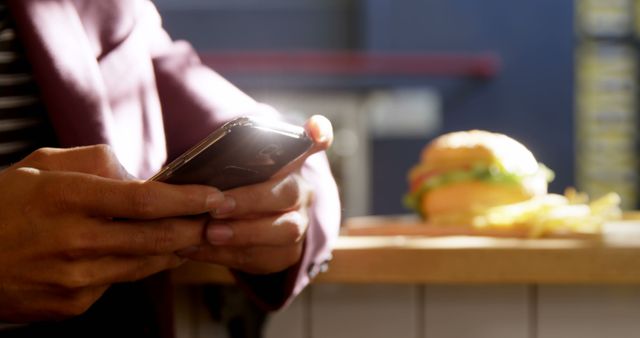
left=146, top=4, right=341, bottom=310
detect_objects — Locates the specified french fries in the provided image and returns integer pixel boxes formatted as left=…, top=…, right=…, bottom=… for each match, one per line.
left=471, top=189, right=622, bottom=238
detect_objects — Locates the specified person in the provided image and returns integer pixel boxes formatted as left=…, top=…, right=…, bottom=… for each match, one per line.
left=0, top=0, right=341, bottom=336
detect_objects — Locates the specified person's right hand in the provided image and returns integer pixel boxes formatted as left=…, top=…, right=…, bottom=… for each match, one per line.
left=0, top=145, right=226, bottom=323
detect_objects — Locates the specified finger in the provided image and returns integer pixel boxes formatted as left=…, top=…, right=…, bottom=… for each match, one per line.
left=271, top=115, right=334, bottom=180
left=49, top=216, right=206, bottom=258
left=31, top=285, right=109, bottom=321
left=19, top=145, right=132, bottom=179
left=52, top=254, right=184, bottom=289
left=205, top=210, right=308, bottom=246
left=91, top=216, right=208, bottom=256
left=185, top=243, right=303, bottom=275
left=213, top=173, right=312, bottom=218
left=209, top=116, right=329, bottom=218
left=95, top=255, right=185, bottom=284
left=39, top=170, right=227, bottom=218
left=305, top=114, right=334, bottom=151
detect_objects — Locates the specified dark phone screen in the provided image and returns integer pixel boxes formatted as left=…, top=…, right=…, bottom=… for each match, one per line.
left=160, top=125, right=312, bottom=190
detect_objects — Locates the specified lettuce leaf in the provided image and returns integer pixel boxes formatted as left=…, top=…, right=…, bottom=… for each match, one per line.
left=403, top=164, right=553, bottom=214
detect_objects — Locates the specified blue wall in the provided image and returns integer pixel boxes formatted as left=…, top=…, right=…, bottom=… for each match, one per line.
left=157, top=0, right=576, bottom=215
left=361, top=0, right=575, bottom=214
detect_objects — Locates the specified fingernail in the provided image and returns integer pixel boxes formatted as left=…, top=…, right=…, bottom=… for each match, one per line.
left=213, top=196, right=236, bottom=217
left=206, top=190, right=225, bottom=209
left=312, top=115, right=333, bottom=144
left=207, top=225, right=233, bottom=244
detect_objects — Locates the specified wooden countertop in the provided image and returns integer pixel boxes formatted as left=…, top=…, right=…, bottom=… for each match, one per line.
left=171, top=216, right=640, bottom=285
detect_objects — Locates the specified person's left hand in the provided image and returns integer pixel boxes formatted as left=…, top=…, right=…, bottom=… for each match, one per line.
left=181, top=115, right=334, bottom=274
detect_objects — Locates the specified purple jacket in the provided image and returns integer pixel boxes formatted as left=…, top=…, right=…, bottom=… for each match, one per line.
left=8, top=0, right=340, bottom=311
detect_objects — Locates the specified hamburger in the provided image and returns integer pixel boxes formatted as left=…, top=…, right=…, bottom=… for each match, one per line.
left=404, top=130, right=554, bottom=226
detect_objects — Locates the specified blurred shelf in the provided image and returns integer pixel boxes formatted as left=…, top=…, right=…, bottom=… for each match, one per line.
left=199, top=51, right=501, bottom=79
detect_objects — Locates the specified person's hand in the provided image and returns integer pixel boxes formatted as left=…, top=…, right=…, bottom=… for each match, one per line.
left=183, top=115, right=334, bottom=274
left=0, top=145, right=228, bottom=323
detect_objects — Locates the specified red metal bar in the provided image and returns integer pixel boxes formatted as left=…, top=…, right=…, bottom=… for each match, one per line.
left=199, top=51, right=500, bottom=79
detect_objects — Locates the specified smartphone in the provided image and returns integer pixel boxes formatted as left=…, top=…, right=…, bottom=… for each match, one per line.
left=150, top=116, right=313, bottom=190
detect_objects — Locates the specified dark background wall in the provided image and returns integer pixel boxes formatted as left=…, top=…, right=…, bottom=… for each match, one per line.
left=155, top=0, right=575, bottom=215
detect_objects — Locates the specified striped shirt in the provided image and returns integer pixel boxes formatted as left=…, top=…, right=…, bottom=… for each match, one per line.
left=0, top=1, right=57, bottom=169
left=1, top=4, right=56, bottom=329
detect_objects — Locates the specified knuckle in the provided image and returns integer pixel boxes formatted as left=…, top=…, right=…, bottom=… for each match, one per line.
left=90, top=145, right=121, bottom=177
left=88, top=145, right=118, bottom=167
left=93, top=144, right=128, bottom=178
left=279, top=211, right=308, bottom=244
left=152, top=233, right=172, bottom=253
left=130, top=185, right=157, bottom=216
left=92, top=144, right=114, bottom=158
left=282, top=217, right=305, bottom=244
left=151, top=222, right=177, bottom=252
left=23, top=147, right=55, bottom=165
left=128, top=223, right=180, bottom=256
left=277, top=176, right=302, bottom=209
left=61, top=234, right=94, bottom=260
left=58, top=267, right=92, bottom=290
